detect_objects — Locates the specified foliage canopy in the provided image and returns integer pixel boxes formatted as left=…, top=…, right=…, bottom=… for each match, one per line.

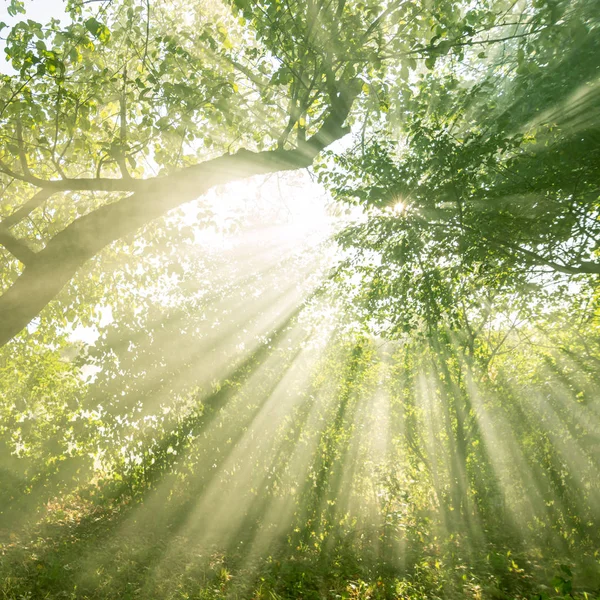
left=1, top=0, right=600, bottom=598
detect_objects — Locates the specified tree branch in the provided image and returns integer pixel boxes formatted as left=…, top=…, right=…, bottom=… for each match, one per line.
left=1, top=188, right=55, bottom=228
left=426, top=217, right=600, bottom=276
left=0, top=160, right=149, bottom=192
left=479, top=231, right=600, bottom=275
left=15, top=120, right=32, bottom=179
left=0, top=225, right=36, bottom=265
left=0, top=87, right=358, bottom=347
left=117, top=66, right=132, bottom=179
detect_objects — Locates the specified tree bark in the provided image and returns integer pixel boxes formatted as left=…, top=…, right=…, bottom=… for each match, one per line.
left=0, top=97, right=356, bottom=348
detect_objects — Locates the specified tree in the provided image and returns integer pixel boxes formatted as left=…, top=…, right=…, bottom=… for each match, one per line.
left=318, top=0, right=599, bottom=337
left=0, top=0, right=547, bottom=348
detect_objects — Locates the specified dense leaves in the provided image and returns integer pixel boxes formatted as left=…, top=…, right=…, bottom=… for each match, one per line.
left=0, top=0, right=599, bottom=599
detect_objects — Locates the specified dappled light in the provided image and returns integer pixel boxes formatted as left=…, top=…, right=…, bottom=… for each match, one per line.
left=1, top=0, right=600, bottom=598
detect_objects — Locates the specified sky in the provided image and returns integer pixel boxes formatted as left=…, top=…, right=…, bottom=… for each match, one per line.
left=0, top=0, right=66, bottom=23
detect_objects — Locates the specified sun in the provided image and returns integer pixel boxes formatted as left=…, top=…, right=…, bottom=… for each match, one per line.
left=392, top=200, right=407, bottom=214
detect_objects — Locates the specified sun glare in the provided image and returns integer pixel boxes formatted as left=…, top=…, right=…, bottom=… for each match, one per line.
left=393, top=200, right=407, bottom=214
left=2, top=0, right=600, bottom=596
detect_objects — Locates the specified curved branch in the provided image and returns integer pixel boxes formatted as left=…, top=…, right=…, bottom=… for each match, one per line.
left=0, top=225, right=36, bottom=265
left=0, top=159, right=146, bottom=192
left=1, top=188, right=55, bottom=228
left=426, top=216, right=600, bottom=275
left=0, top=89, right=357, bottom=348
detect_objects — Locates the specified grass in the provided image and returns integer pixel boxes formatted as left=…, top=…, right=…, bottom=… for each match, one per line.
left=0, top=490, right=599, bottom=600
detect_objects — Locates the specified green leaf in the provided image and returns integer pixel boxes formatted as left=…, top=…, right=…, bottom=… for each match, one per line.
left=559, top=564, right=572, bottom=577
left=84, top=17, right=101, bottom=35
left=425, top=55, right=437, bottom=69
left=85, top=18, right=111, bottom=44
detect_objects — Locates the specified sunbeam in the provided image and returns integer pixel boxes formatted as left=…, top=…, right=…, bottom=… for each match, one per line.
left=1, top=0, right=600, bottom=598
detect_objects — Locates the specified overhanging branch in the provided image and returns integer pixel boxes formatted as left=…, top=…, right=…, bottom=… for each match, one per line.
left=0, top=159, right=146, bottom=192
left=426, top=217, right=600, bottom=275
left=0, top=225, right=36, bottom=265
left=1, top=188, right=55, bottom=228
left=0, top=86, right=358, bottom=348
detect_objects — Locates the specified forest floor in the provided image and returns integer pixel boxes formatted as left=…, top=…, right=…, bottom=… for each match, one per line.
left=0, top=492, right=598, bottom=600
